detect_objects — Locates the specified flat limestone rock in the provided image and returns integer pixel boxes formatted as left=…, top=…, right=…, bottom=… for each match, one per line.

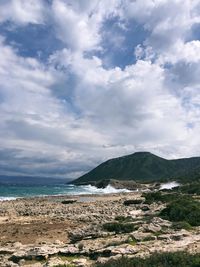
left=44, top=257, right=70, bottom=267
left=3, top=263, right=19, bottom=267
left=111, top=244, right=139, bottom=255
left=23, top=263, right=43, bottom=267
left=59, top=245, right=79, bottom=255
left=131, top=231, right=155, bottom=241
left=72, top=258, right=88, bottom=266
left=96, top=254, right=121, bottom=265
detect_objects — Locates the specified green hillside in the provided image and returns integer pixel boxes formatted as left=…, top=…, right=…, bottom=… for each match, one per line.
left=73, top=152, right=200, bottom=184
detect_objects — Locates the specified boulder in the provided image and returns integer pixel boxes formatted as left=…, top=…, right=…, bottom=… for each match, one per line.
left=12, top=242, right=23, bottom=249
left=44, top=257, right=69, bottom=267
left=96, top=254, right=121, bottom=265
left=10, top=246, right=59, bottom=262
left=4, top=262, right=19, bottom=267
left=151, top=217, right=171, bottom=227
left=23, top=263, right=43, bottom=267
left=147, top=223, right=162, bottom=233
left=96, top=257, right=110, bottom=265
left=72, top=258, right=88, bottom=266
left=0, top=247, right=15, bottom=255
left=59, top=245, right=80, bottom=255
left=131, top=232, right=155, bottom=242
left=111, top=245, right=139, bottom=255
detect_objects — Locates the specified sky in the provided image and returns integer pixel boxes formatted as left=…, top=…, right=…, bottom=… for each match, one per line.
left=1, top=0, right=200, bottom=179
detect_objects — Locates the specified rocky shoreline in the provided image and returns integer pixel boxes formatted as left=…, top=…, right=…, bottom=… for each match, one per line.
left=71, top=178, right=161, bottom=191
left=0, top=191, right=199, bottom=267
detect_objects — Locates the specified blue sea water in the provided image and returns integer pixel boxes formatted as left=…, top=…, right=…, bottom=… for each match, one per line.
left=0, top=183, right=129, bottom=201
left=0, top=181, right=179, bottom=201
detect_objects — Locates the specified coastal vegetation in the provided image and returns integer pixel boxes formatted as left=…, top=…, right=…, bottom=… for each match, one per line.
left=142, top=191, right=190, bottom=204
left=172, top=221, right=192, bottom=230
left=61, top=199, right=77, bottom=204
left=114, top=215, right=133, bottom=222
left=123, top=199, right=144, bottom=205
left=102, top=222, right=135, bottom=233
left=171, top=181, right=200, bottom=195
left=160, top=198, right=200, bottom=226
left=96, top=252, right=200, bottom=267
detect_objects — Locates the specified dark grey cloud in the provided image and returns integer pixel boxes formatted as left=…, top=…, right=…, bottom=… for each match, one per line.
left=0, top=148, right=93, bottom=178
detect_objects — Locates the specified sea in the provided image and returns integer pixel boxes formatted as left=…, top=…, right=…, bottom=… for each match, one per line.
left=0, top=177, right=179, bottom=201
left=0, top=183, right=130, bottom=201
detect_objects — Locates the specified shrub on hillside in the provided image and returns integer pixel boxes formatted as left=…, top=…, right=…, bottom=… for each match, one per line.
left=124, top=199, right=143, bottom=205
left=142, top=191, right=193, bottom=204
left=102, top=222, right=135, bottom=233
left=115, top=216, right=133, bottom=222
left=61, top=199, right=77, bottom=204
left=172, top=221, right=192, bottom=230
left=142, top=191, right=163, bottom=204
left=160, top=198, right=200, bottom=226
left=178, top=182, right=200, bottom=195
left=142, top=191, right=179, bottom=204
left=95, top=251, right=200, bottom=267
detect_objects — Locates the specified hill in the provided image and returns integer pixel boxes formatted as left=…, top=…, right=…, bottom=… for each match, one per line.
left=72, top=152, right=200, bottom=184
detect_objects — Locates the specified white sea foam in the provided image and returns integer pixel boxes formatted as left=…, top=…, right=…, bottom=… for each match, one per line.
left=0, top=184, right=131, bottom=200
left=160, top=181, right=180, bottom=190
left=0, top=197, right=18, bottom=201
left=72, top=184, right=130, bottom=195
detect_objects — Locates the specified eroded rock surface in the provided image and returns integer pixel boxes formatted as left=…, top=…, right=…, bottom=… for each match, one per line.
left=0, top=192, right=199, bottom=266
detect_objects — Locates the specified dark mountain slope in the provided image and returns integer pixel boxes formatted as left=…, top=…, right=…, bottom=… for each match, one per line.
left=73, top=152, right=200, bottom=184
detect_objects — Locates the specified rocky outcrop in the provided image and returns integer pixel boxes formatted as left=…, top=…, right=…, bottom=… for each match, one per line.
left=0, top=192, right=199, bottom=267
left=77, top=179, right=160, bottom=191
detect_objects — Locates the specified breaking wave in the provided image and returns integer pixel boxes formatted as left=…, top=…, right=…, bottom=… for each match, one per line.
left=0, top=183, right=130, bottom=200
left=160, top=181, right=180, bottom=190
left=75, top=184, right=130, bottom=194
left=0, top=196, right=18, bottom=201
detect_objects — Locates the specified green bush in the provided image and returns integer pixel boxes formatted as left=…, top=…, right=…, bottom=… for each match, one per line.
left=102, top=222, right=135, bottom=233
left=172, top=221, right=192, bottom=230
left=141, top=205, right=150, bottom=211
left=160, top=198, right=200, bottom=226
left=115, top=216, right=133, bottom=222
left=178, top=183, right=200, bottom=195
left=142, top=191, right=193, bottom=204
left=61, top=199, right=77, bottom=204
left=124, top=199, right=143, bottom=205
left=95, top=251, right=200, bottom=267
left=142, top=191, right=164, bottom=204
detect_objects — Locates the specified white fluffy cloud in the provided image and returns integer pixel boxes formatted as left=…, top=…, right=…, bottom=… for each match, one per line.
left=52, top=0, right=100, bottom=51
left=125, top=0, right=200, bottom=47
left=0, top=37, right=110, bottom=177
left=157, top=40, right=200, bottom=64
left=51, top=0, right=122, bottom=52
left=0, top=0, right=46, bottom=25
left=49, top=48, right=191, bottom=157
left=1, top=0, right=200, bottom=178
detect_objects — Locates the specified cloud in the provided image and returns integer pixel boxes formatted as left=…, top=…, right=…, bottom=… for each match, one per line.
left=124, top=0, right=200, bottom=45
left=126, top=0, right=200, bottom=67
left=0, top=37, right=111, bottom=177
left=0, top=0, right=46, bottom=25
left=49, top=48, right=188, bottom=156
left=158, top=40, right=200, bottom=64
left=51, top=0, right=122, bottom=52
left=51, top=0, right=99, bottom=52
left=1, top=1, right=200, bottom=179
